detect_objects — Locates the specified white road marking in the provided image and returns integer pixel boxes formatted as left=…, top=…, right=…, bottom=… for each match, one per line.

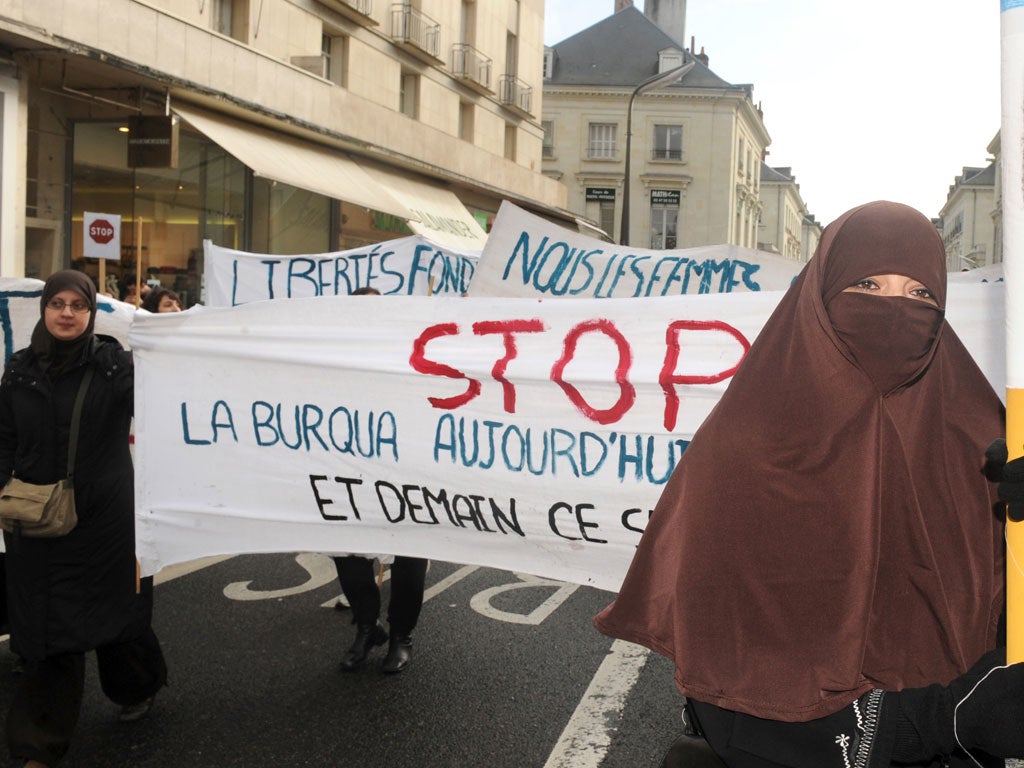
left=470, top=572, right=579, bottom=625
left=543, top=639, right=651, bottom=768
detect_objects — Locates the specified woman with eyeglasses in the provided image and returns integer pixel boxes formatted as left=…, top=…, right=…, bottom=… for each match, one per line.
left=0, top=271, right=167, bottom=768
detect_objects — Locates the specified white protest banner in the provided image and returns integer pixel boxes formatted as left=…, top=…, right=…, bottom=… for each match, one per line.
left=948, top=263, right=1005, bottom=283
left=0, top=278, right=135, bottom=366
left=203, top=236, right=479, bottom=306
left=131, top=283, right=1005, bottom=590
left=467, top=201, right=806, bottom=298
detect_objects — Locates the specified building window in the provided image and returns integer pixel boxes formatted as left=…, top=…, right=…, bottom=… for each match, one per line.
left=399, top=70, right=419, bottom=118
left=504, top=123, right=517, bottom=161
left=588, top=123, right=617, bottom=160
left=211, top=0, right=247, bottom=41
left=650, top=190, right=680, bottom=249
left=658, top=49, right=683, bottom=73
left=652, top=125, right=682, bottom=161
left=542, top=120, right=554, bottom=158
left=459, top=101, right=474, bottom=142
left=543, top=47, right=555, bottom=79
left=322, top=33, right=347, bottom=87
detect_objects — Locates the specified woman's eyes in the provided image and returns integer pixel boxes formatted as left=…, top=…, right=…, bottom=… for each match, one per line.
left=853, top=279, right=878, bottom=290
left=910, top=287, right=936, bottom=301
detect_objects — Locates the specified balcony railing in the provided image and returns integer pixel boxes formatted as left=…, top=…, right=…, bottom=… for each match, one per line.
left=338, top=0, right=372, bottom=14
left=319, top=0, right=375, bottom=24
left=498, top=74, right=532, bottom=115
left=451, top=43, right=492, bottom=91
left=390, top=4, right=440, bottom=60
left=587, top=146, right=618, bottom=160
left=651, top=148, right=683, bottom=161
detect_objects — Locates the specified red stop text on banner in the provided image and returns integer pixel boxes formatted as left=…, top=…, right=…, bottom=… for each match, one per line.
left=408, top=317, right=750, bottom=431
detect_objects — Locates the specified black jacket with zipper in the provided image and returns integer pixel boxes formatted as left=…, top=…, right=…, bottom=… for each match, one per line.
left=0, top=334, right=146, bottom=660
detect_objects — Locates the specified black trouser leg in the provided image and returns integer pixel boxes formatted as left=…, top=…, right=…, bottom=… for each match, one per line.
left=386, top=556, right=427, bottom=637
left=96, top=627, right=168, bottom=707
left=334, top=556, right=381, bottom=626
left=0, top=552, right=8, bottom=636
left=6, top=653, right=85, bottom=766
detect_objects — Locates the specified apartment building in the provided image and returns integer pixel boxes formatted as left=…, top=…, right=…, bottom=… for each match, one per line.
left=541, top=2, right=771, bottom=249
left=938, top=161, right=997, bottom=271
left=0, top=0, right=569, bottom=298
left=757, top=164, right=812, bottom=260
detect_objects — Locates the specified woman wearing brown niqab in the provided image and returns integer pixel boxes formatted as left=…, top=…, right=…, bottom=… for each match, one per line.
left=595, top=202, right=1024, bottom=767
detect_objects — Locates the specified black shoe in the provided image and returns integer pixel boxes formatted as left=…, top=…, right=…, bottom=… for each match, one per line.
left=119, top=695, right=155, bottom=723
left=381, top=634, right=412, bottom=674
left=340, top=621, right=386, bottom=671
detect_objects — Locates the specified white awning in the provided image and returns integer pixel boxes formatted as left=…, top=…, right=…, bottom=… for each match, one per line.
left=358, top=163, right=488, bottom=251
left=173, top=104, right=412, bottom=220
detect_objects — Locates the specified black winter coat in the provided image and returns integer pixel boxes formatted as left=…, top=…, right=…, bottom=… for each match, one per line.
left=0, top=334, right=145, bottom=660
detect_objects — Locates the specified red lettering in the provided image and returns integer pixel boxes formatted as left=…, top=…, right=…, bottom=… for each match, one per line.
left=409, top=323, right=481, bottom=409
left=660, top=320, right=749, bottom=430
left=473, top=319, right=546, bottom=413
left=550, top=319, right=634, bottom=425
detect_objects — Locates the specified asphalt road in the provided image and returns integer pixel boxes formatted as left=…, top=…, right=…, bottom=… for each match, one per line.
left=0, top=554, right=686, bottom=767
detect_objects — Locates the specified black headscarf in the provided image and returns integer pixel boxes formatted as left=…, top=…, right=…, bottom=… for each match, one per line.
left=30, top=269, right=97, bottom=379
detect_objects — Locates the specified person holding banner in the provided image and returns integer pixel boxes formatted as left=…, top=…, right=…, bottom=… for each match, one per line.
left=0, top=271, right=167, bottom=768
left=333, top=286, right=429, bottom=675
left=140, top=287, right=182, bottom=314
left=595, top=201, right=1024, bottom=767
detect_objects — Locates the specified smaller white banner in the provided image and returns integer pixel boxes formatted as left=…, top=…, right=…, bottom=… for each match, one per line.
left=468, top=202, right=806, bottom=298
left=203, top=236, right=479, bottom=306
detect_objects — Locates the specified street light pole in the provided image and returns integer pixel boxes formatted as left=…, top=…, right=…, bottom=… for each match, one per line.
left=619, top=60, right=695, bottom=247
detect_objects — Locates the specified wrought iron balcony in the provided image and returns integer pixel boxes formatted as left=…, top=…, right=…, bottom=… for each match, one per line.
left=498, top=74, right=532, bottom=116
left=651, top=148, right=683, bottom=161
left=319, top=0, right=375, bottom=25
left=390, top=4, right=441, bottom=62
left=451, top=43, right=492, bottom=92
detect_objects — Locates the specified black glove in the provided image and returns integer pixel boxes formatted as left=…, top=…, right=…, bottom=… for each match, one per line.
left=984, top=438, right=1024, bottom=522
left=951, top=659, right=1024, bottom=757
left=871, top=649, right=1023, bottom=765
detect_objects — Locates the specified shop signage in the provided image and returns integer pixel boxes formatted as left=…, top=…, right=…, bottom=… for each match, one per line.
left=650, top=189, right=681, bottom=206
left=586, top=187, right=617, bottom=202
left=128, top=115, right=180, bottom=168
left=83, top=212, right=121, bottom=260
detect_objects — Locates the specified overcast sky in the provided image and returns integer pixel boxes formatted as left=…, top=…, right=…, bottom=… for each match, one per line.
left=543, top=0, right=1002, bottom=226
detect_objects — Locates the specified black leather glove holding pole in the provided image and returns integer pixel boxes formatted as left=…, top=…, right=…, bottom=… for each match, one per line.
left=866, top=649, right=1024, bottom=766
left=984, top=438, right=1024, bottom=521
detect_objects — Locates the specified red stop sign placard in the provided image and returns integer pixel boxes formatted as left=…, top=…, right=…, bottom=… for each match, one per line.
left=89, top=219, right=115, bottom=244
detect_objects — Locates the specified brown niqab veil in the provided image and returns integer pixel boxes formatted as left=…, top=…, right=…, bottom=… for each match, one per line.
left=594, top=201, right=1005, bottom=722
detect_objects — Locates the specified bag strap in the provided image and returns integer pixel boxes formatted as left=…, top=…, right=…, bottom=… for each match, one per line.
left=66, top=367, right=94, bottom=480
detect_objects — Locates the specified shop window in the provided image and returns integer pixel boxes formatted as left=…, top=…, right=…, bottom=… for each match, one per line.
left=599, top=201, right=615, bottom=240
left=70, top=120, right=246, bottom=307
left=251, top=178, right=331, bottom=256
left=650, top=194, right=679, bottom=249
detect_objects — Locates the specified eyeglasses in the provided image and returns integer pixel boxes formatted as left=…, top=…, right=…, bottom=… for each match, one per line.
left=45, top=298, right=91, bottom=314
